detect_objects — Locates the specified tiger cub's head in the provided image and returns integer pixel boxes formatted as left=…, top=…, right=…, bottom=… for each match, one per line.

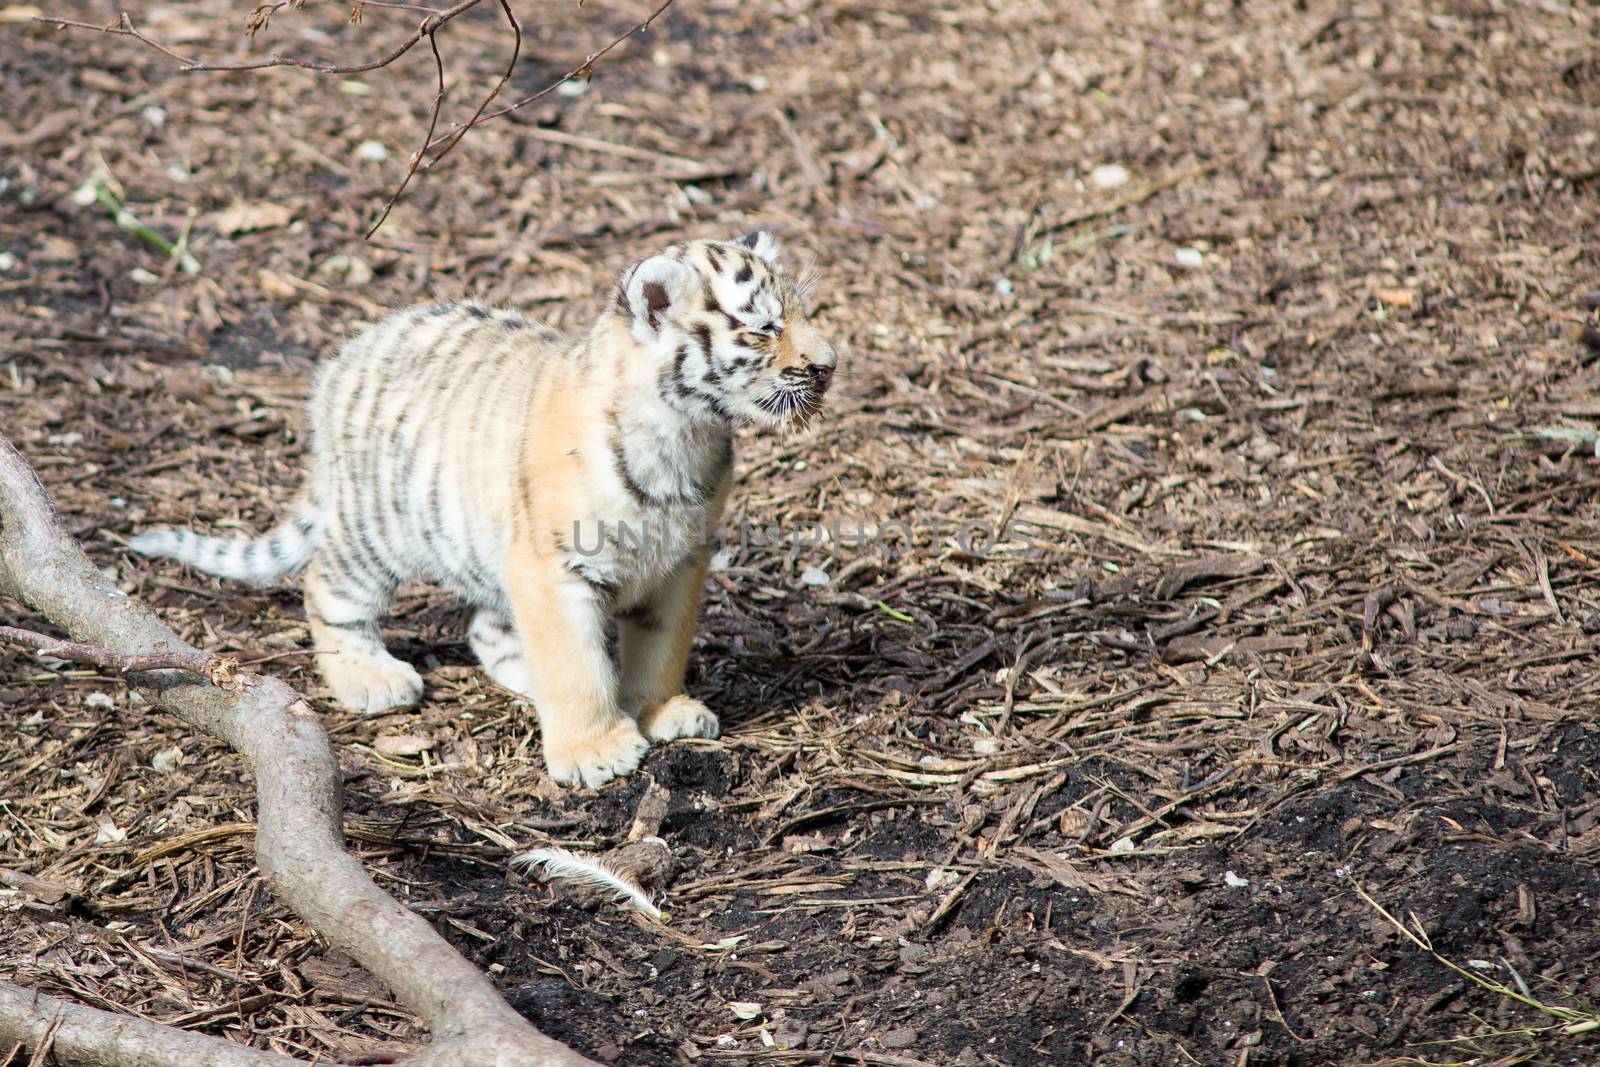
left=615, top=232, right=838, bottom=427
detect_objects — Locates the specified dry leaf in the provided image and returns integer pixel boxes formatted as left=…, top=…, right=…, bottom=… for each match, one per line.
left=374, top=732, right=434, bottom=757
left=214, top=201, right=294, bottom=235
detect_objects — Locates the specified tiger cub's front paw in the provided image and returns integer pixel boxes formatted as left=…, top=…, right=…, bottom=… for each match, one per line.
left=637, top=695, right=721, bottom=743
left=544, top=720, right=651, bottom=788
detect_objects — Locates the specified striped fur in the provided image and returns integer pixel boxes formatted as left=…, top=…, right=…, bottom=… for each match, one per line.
left=127, top=498, right=322, bottom=584
left=130, top=233, right=837, bottom=787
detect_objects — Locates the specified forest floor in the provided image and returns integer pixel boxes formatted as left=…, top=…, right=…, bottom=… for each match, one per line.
left=5, top=1, right=1600, bottom=1064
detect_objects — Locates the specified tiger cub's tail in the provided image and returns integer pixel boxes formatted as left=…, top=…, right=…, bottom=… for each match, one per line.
left=128, top=498, right=323, bottom=585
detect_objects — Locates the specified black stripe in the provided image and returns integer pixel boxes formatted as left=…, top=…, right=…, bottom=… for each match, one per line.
left=321, top=541, right=384, bottom=600
left=565, top=561, right=618, bottom=602
left=609, top=421, right=657, bottom=507
left=704, top=245, right=723, bottom=273
left=313, top=615, right=371, bottom=633
left=467, top=303, right=490, bottom=319
left=616, top=603, right=659, bottom=631
left=700, top=434, right=734, bottom=497
left=475, top=613, right=512, bottom=638
left=674, top=381, right=733, bottom=423
left=515, top=468, right=539, bottom=523
left=364, top=356, right=406, bottom=571
left=346, top=515, right=400, bottom=585
left=387, top=401, right=417, bottom=532
left=734, top=261, right=754, bottom=284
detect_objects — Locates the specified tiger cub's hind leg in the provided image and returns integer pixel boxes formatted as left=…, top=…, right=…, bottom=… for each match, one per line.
left=468, top=608, right=533, bottom=697
left=303, top=555, right=423, bottom=713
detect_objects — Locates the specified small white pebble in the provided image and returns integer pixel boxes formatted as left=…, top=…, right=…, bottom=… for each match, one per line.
left=95, top=821, right=127, bottom=845
left=316, top=253, right=375, bottom=286
left=1224, top=870, right=1249, bottom=888
left=354, top=139, right=390, bottom=163
left=708, top=549, right=731, bottom=572
left=1175, top=247, right=1205, bottom=269
left=84, top=692, right=114, bottom=710
left=48, top=431, right=82, bottom=446
left=972, top=737, right=1000, bottom=755
left=1089, top=163, right=1130, bottom=189
left=128, top=267, right=160, bottom=286
left=729, top=1002, right=762, bottom=1020
left=141, top=106, right=166, bottom=129
left=557, top=79, right=589, bottom=98
left=800, top=565, right=830, bottom=587
left=0, top=251, right=18, bottom=273
left=995, top=277, right=1014, bottom=296
left=151, top=746, right=184, bottom=772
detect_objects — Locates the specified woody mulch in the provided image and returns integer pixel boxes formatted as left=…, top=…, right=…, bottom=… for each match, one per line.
left=4, top=1, right=1600, bottom=1064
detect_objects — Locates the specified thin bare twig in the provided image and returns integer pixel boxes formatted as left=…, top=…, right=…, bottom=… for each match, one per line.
left=406, top=0, right=521, bottom=171
left=365, top=25, right=450, bottom=237
left=421, top=0, right=679, bottom=157
left=37, top=0, right=682, bottom=232
left=365, top=0, right=522, bottom=236
left=0, top=624, right=230, bottom=680
left=34, top=2, right=488, bottom=75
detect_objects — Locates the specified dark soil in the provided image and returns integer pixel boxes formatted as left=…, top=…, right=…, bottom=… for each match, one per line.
left=5, top=1, right=1600, bottom=1065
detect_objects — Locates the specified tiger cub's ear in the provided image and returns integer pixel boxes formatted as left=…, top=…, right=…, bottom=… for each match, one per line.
left=620, top=255, right=694, bottom=343
left=736, top=230, right=782, bottom=266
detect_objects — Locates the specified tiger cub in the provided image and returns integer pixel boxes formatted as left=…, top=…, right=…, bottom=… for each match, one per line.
left=130, top=232, right=837, bottom=787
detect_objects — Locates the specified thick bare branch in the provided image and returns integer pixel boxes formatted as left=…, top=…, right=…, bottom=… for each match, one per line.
left=0, top=433, right=603, bottom=1066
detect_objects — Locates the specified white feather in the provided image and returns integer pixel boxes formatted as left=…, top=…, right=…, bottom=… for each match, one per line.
left=512, top=847, right=663, bottom=920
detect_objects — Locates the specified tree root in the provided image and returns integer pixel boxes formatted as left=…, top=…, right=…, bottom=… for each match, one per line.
left=0, top=432, right=601, bottom=1066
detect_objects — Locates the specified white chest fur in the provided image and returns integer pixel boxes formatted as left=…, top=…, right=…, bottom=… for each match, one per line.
left=567, top=411, right=731, bottom=607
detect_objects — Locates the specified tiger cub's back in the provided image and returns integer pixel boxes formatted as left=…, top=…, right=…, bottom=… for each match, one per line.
left=307, top=301, right=568, bottom=601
